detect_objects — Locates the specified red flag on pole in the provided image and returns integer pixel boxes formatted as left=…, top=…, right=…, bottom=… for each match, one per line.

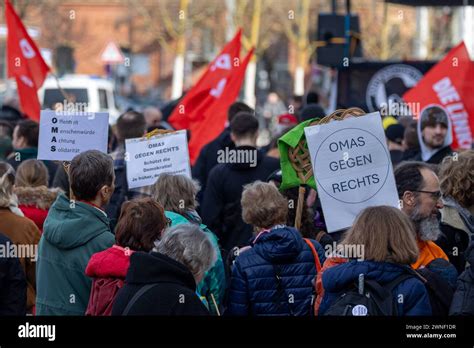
left=403, top=42, right=474, bottom=150
left=5, top=0, right=50, bottom=121
left=168, top=29, right=253, bottom=164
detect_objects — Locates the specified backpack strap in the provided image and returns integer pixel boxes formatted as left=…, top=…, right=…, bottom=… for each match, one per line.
left=303, top=238, right=322, bottom=273
left=121, top=284, right=158, bottom=316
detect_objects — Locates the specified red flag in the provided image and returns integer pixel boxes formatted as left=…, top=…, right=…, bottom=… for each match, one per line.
left=168, top=29, right=253, bottom=164
left=6, top=0, right=50, bottom=121
left=403, top=42, right=474, bottom=150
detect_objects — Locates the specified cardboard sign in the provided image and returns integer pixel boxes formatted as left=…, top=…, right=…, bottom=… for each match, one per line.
left=125, top=130, right=191, bottom=189
left=304, top=112, right=399, bottom=232
left=37, top=110, right=109, bottom=161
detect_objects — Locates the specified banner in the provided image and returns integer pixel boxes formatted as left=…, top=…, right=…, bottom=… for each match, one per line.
left=125, top=130, right=191, bottom=189
left=403, top=42, right=474, bottom=150
left=37, top=110, right=109, bottom=161
left=168, top=29, right=253, bottom=164
left=5, top=0, right=50, bottom=120
left=304, top=112, right=399, bottom=232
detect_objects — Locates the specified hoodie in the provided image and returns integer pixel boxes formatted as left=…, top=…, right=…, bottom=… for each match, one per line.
left=36, top=194, right=115, bottom=315
left=416, top=109, right=453, bottom=163
left=318, top=260, right=432, bottom=316
left=112, top=252, right=209, bottom=316
left=226, top=226, right=325, bottom=316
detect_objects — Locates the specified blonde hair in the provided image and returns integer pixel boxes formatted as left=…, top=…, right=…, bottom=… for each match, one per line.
left=439, top=150, right=474, bottom=208
left=15, top=159, right=49, bottom=188
left=341, top=206, right=419, bottom=264
left=152, top=173, right=200, bottom=215
left=241, top=181, right=288, bottom=230
left=0, top=162, right=23, bottom=216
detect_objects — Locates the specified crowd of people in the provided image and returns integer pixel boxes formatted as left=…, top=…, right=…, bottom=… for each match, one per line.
left=0, top=94, right=473, bottom=316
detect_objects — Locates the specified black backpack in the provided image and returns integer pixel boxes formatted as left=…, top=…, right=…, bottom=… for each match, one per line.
left=323, top=272, right=414, bottom=316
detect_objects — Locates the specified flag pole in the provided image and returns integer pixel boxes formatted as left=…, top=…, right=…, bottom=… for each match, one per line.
left=50, top=72, right=71, bottom=103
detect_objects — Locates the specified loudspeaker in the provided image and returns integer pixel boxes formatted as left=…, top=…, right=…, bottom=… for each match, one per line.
left=316, top=14, right=363, bottom=67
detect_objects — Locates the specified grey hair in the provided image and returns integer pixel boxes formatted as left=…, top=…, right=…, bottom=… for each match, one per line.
left=152, top=173, right=201, bottom=215
left=154, top=224, right=216, bottom=282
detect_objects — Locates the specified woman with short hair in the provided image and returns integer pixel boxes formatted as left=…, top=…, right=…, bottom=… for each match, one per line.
left=85, top=197, right=167, bottom=316
left=112, top=224, right=215, bottom=316
left=226, top=181, right=325, bottom=316
left=152, top=173, right=225, bottom=315
left=315, top=206, right=432, bottom=316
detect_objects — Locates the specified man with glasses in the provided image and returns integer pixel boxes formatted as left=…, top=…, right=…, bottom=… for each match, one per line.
left=394, top=161, right=458, bottom=290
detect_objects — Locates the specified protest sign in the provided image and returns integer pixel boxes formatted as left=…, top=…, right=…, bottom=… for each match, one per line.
left=304, top=112, right=399, bottom=232
left=125, top=130, right=191, bottom=189
left=37, top=110, right=109, bottom=161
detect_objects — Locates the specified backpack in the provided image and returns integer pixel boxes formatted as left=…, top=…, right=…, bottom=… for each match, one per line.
left=323, top=272, right=414, bottom=316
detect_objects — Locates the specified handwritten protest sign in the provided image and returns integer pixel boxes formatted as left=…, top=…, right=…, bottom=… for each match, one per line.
left=125, top=130, right=191, bottom=189
left=304, top=112, right=399, bottom=232
left=37, top=110, right=109, bottom=161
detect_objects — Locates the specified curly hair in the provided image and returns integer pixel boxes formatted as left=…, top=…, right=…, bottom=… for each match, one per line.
left=439, top=150, right=474, bottom=208
left=241, top=181, right=288, bottom=230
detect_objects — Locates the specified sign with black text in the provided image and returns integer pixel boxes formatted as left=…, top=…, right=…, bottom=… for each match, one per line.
left=125, top=130, right=191, bottom=189
left=37, top=110, right=109, bottom=161
left=304, top=112, right=399, bottom=232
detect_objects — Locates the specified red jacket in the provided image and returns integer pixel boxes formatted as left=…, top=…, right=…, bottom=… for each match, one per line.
left=19, top=205, right=48, bottom=232
left=85, top=245, right=133, bottom=316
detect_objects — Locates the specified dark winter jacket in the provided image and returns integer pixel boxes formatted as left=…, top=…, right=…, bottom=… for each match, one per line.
left=318, top=260, right=432, bottom=316
left=450, top=242, right=474, bottom=315
left=226, top=226, right=325, bottom=316
left=201, top=146, right=280, bottom=251
left=112, top=252, right=209, bottom=316
left=193, top=128, right=234, bottom=202
left=85, top=245, right=132, bottom=316
left=0, top=233, right=27, bottom=315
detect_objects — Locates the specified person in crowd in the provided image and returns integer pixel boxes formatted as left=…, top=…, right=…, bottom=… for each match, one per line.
left=85, top=198, right=168, bottom=316
left=437, top=151, right=474, bottom=273
left=14, top=159, right=62, bottom=232
left=450, top=237, right=474, bottom=315
left=143, top=106, right=173, bottom=132
left=112, top=224, right=215, bottom=316
left=6, top=120, right=57, bottom=186
left=415, top=106, right=453, bottom=164
left=394, top=161, right=458, bottom=288
left=0, top=233, right=27, bottom=315
left=226, top=181, right=325, bottom=316
left=315, top=206, right=432, bottom=316
left=193, top=101, right=254, bottom=200
left=201, top=112, right=280, bottom=252
left=297, top=104, right=326, bottom=124
left=36, top=150, right=115, bottom=315
left=304, top=91, right=320, bottom=106
left=0, top=120, right=14, bottom=160
left=262, top=92, right=287, bottom=133
left=385, top=123, right=406, bottom=166
left=401, top=119, right=421, bottom=161
left=152, top=173, right=225, bottom=314
left=0, top=162, right=41, bottom=314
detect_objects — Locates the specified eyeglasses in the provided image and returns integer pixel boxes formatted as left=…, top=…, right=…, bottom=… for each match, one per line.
left=412, top=190, right=442, bottom=200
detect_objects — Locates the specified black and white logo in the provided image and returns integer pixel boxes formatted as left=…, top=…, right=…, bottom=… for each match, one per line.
left=366, top=64, right=423, bottom=112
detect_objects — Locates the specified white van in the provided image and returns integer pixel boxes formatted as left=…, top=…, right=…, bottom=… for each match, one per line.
left=38, top=75, right=121, bottom=125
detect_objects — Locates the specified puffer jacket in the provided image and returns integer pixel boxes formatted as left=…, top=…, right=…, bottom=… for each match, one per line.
left=165, top=211, right=225, bottom=315
left=318, top=260, right=432, bottom=316
left=450, top=242, right=474, bottom=315
left=226, top=225, right=325, bottom=316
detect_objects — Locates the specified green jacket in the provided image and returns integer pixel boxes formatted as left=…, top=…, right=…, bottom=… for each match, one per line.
left=165, top=211, right=226, bottom=315
left=36, top=194, right=114, bottom=315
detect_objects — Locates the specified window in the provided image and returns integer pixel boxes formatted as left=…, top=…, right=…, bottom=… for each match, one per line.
left=98, top=89, right=108, bottom=110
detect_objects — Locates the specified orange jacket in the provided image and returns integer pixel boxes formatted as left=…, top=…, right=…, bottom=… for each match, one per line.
left=314, top=256, right=348, bottom=316
left=411, top=240, right=449, bottom=270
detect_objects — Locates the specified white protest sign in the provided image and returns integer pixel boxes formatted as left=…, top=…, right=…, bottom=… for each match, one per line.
left=304, top=112, right=399, bottom=232
left=37, top=110, right=109, bottom=161
left=125, top=130, right=191, bottom=189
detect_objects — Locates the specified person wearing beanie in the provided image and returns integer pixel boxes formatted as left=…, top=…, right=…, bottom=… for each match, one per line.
left=415, top=106, right=453, bottom=164
left=298, top=104, right=326, bottom=123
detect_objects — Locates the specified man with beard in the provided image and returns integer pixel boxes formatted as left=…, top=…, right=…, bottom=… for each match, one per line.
left=394, top=161, right=458, bottom=287
left=394, top=161, right=459, bottom=315
left=415, top=106, right=453, bottom=164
